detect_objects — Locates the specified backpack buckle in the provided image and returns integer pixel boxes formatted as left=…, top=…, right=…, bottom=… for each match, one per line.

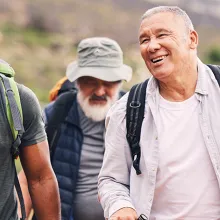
left=6, top=88, right=13, bottom=93
left=131, top=142, right=142, bottom=175
left=130, top=101, right=141, bottom=108
left=133, top=154, right=142, bottom=175
left=11, top=134, right=21, bottom=159
left=11, top=146, right=19, bottom=159
left=131, top=142, right=140, bottom=154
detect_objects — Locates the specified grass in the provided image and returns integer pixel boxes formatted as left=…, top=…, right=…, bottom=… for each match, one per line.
left=2, top=24, right=52, bottom=47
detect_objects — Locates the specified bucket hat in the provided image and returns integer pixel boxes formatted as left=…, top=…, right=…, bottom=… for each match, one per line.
left=66, top=37, right=132, bottom=82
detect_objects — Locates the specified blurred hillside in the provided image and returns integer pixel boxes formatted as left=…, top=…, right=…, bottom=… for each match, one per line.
left=0, top=0, right=220, bottom=102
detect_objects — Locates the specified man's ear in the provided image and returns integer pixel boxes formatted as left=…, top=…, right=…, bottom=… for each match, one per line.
left=189, top=30, right=198, bottom=49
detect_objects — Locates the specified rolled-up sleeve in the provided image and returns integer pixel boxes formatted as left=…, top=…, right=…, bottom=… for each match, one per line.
left=98, top=95, right=135, bottom=218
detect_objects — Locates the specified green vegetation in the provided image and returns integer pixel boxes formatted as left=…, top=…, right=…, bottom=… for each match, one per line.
left=2, top=24, right=51, bottom=47
left=205, top=46, right=220, bottom=64
left=0, top=23, right=77, bottom=103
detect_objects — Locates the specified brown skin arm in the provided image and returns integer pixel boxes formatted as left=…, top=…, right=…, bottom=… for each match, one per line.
left=19, top=140, right=61, bottom=220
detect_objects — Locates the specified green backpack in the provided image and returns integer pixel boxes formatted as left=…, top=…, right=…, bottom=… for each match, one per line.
left=0, top=59, right=26, bottom=220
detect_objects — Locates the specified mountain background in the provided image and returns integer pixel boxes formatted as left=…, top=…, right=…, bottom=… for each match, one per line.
left=0, top=0, right=220, bottom=102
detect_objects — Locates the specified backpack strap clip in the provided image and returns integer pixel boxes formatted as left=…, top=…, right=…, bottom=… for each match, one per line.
left=130, top=101, right=141, bottom=108
left=131, top=142, right=141, bottom=175
left=133, top=153, right=141, bottom=175
left=11, top=132, right=22, bottom=159
left=6, top=88, right=13, bottom=93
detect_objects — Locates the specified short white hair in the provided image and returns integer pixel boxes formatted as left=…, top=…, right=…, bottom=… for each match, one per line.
left=142, top=6, right=194, bottom=32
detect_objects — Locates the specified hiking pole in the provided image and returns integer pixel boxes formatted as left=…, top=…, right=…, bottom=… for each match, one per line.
left=138, top=214, right=148, bottom=220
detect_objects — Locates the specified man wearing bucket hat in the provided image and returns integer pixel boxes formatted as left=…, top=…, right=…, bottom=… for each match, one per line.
left=19, top=37, right=132, bottom=220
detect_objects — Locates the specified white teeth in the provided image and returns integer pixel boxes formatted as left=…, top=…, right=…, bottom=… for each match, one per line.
left=152, top=55, right=167, bottom=63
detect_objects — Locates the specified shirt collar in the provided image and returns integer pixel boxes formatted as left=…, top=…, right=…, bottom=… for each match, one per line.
left=195, top=58, right=209, bottom=95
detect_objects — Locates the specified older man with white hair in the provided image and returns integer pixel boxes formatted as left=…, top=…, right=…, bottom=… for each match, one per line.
left=98, top=5, right=220, bottom=220
left=19, top=37, right=132, bottom=220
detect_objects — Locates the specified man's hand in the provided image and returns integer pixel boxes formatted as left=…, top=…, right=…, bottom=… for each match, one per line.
left=110, top=207, right=138, bottom=220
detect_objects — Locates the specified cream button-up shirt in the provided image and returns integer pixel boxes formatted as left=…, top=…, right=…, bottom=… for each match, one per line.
left=98, top=59, right=220, bottom=219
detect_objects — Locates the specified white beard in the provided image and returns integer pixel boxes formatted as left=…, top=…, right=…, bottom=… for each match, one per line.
left=77, top=89, right=120, bottom=122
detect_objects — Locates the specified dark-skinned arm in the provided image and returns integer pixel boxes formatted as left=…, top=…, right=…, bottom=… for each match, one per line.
left=19, top=140, right=61, bottom=220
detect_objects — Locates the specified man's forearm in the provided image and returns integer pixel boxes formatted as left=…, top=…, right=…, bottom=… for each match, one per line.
left=29, top=173, right=61, bottom=220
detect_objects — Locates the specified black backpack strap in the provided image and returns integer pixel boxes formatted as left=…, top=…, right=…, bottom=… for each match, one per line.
left=126, top=79, right=149, bottom=175
left=207, top=64, right=220, bottom=86
left=46, top=90, right=77, bottom=161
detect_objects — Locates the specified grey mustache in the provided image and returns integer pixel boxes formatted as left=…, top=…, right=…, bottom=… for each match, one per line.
left=90, top=95, right=107, bottom=101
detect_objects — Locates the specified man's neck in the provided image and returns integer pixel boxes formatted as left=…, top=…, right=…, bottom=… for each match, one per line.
left=158, top=61, right=198, bottom=102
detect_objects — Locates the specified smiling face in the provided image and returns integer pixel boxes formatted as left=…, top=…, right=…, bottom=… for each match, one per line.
left=139, top=12, right=198, bottom=82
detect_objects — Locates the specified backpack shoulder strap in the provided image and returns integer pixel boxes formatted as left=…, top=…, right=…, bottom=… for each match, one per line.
left=0, top=64, right=24, bottom=157
left=126, top=79, right=149, bottom=175
left=46, top=90, right=77, bottom=160
left=207, top=64, right=220, bottom=86
left=1, top=77, right=24, bottom=155
left=0, top=61, right=26, bottom=220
